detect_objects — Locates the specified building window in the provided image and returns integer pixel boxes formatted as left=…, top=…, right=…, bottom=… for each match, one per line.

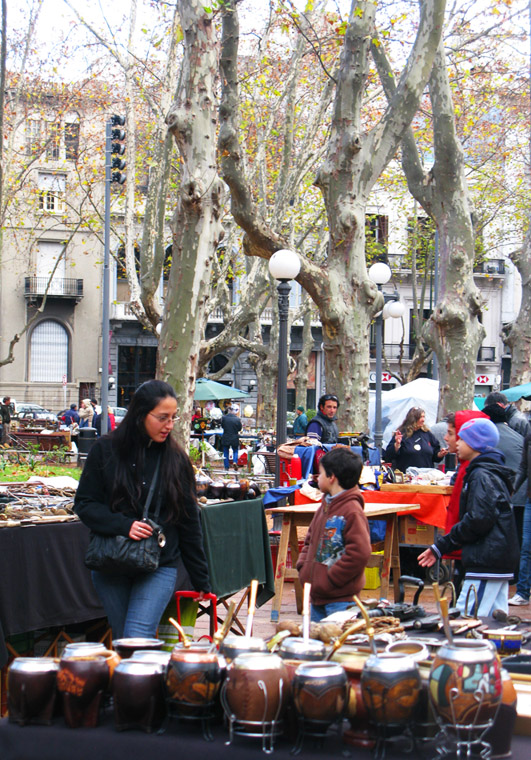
left=37, top=173, right=66, bottom=214
left=366, top=214, right=389, bottom=261
left=64, top=122, right=80, bottom=161
left=46, top=122, right=61, bottom=160
left=29, top=320, right=69, bottom=382
left=26, top=119, right=43, bottom=156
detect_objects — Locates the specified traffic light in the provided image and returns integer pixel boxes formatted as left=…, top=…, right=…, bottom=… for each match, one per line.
left=110, top=115, right=126, bottom=184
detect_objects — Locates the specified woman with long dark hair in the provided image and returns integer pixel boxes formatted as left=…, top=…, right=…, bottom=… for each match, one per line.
left=383, top=406, right=447, bottom=471
left=74, top=380, right=211, bottom=639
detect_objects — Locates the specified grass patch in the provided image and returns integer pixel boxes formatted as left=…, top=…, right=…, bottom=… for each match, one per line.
left=0, top=464, right=81, bottom=482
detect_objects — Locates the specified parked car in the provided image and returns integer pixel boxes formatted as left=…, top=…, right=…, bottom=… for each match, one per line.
left=112, top=407, right=127, bottom=425
left=15, top=403, right=58, bottom=422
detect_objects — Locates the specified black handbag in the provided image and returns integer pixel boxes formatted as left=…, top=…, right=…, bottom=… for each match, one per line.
left=84, top=457, right=166, bottom=575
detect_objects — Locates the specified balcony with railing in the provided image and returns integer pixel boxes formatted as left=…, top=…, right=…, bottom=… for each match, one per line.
left=24, top=276, right=83, bottom=301
left=473, top=259, right=505, bottom=276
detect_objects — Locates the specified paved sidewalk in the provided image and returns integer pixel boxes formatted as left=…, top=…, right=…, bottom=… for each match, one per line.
left=191, top=581, right=478, bottom=642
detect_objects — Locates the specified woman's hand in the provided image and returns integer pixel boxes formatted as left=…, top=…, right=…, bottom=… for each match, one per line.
left=394, top=430, right=403, bottom=451
left=417, top=547, right=437, bottom=567
left=129, top=520, right=154, bottom=541
left=437, top=447, right=449, bottom=459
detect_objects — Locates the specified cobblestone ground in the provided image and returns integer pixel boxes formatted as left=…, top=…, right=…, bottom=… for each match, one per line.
left=192, top=581, right=513, bottom=641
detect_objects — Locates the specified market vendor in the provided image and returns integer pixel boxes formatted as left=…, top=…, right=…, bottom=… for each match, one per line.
left=306, top=394, right=340, bottom=444
left=383, top=406, right=447, bottom=471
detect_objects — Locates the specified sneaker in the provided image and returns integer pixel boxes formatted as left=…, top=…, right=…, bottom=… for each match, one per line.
left=508, top=593, right=529, bottom=606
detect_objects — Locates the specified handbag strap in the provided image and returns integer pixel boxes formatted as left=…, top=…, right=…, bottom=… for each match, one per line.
left=142, top=456, right=161, bottom=521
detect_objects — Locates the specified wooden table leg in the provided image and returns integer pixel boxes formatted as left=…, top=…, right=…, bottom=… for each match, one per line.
left=380, top=515, right=394, bottom=601
left=390, top=514, right=401, bottom=601
left=289, top=521, right=303, bottom=615
left=270, top=515, right=292, bottom=622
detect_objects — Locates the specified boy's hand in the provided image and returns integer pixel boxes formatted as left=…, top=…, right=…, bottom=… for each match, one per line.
left=417, top=547, right=437, bottom=567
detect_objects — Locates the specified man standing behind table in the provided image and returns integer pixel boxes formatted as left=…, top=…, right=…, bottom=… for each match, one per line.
left=306, top=394, right=340, bottom=444
left=293, top=405, right=308, bottom=437
left=0, top=396, right=12, bottom=444
left=220, top=405, right=242, bottom=470
left=484, top=391, right=531, bottom=438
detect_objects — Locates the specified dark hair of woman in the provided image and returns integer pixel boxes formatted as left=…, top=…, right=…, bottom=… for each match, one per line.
left=109, top=379, right=195, bottom=522
left=398, top=407, right=428, bottom=439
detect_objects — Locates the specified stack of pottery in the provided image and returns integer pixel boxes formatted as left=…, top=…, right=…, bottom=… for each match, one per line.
left=7, top=657, right=60, bottom=726
left=195, top=473, right=212, bottom=499
left=292, top=661, right=349, bottom=733
left=428, top=639, right=502, bottom=741
left=113, top=659, right=167, bottom=732
left=222, top=652, right=290, bottom=748
left=361, top=651, right=422, bottom=728
left=220, top=634, right=267, bottom=664
left=57, top=648, right=120, bottom=728
left=112, top=638, right=163, bottom=659
left=166, top=644, right=226, bottom=716
left=208, top=479, right=225, bottom=500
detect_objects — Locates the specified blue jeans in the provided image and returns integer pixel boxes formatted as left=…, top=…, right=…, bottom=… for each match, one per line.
left=457, top=579, right=508, bottom=617
left=311, top=601, right=355, bottom=623
left=91, top=566, right=177, bottom=639
left=223, top=445, right=238, bottom=469
left=517, top=498, right=531, bottom=601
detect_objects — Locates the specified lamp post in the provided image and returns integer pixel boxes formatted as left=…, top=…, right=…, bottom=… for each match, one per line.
left=368, top=263, right=405, bottom=451
left=268, top=249, right=301, bottom=488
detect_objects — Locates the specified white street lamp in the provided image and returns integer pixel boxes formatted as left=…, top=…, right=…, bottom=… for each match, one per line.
left=368, top=263, right=403, bottom=450
left=268, top=249, right=300, bottom=488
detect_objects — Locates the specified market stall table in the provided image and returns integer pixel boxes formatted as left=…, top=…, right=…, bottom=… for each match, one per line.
left=265, top=502, right=420, bottom=622
left=365, top=484, right=453, bottom=530
left=0, top=521, right=104, bottom=669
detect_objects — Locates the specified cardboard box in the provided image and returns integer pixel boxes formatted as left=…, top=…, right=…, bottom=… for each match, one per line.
left=399, top=516, right=435, bottom=546
left=364, top=551, right=384, bottom=590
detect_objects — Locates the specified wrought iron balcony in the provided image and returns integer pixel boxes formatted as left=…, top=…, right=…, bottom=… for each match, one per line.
left=24, top=276, right=83, bottom=301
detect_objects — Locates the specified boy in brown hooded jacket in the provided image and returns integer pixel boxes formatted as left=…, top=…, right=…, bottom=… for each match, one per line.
left=296, top=447, right=372, bottom=622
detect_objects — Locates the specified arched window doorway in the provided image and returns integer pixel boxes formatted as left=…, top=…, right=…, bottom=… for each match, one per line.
left=29, top=320, right=69, bottom=381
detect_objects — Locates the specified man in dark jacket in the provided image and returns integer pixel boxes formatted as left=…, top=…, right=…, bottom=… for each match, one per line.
left=484, top=391, right=530, bottom=438
left=306, top=394, right=340, bottom=443
left=509, top=432, right=531, bottom=606
left=63, top=404, right=80, bottom=426
left=419, top=418, right=519, bottom=616
left=220, top=406, right=242, bottom=470
left=0, top=396, right=11, bottom=444
left=482, top=398, right=526, bottom=506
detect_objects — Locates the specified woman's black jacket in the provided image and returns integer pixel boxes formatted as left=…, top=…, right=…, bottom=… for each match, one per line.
left=74, top=436, right=211, bottom=591
left=434, top=451, right=519, bottom=576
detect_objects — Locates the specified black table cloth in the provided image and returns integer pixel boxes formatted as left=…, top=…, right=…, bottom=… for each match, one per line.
left=0, top=713, right=529, bottom=760
left=0, top=498, right=274, bottom=669
left=0, top=522, right=104, bottom=668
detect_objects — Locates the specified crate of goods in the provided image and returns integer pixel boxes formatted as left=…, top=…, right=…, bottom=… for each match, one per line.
left=364, top=550, right=384, bottom=590
left=399, top=516, right=435, bottom=546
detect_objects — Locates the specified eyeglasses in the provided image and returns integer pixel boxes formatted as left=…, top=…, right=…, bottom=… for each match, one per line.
left=321, top=395, right=339, bottom=404
left=148, top=413, right=180, bottom=425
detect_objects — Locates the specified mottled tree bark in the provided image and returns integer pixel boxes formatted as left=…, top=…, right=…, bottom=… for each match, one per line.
left=162, top=1, right=225, bottom=444
left=373, top=36, right=484, bottom=416
left=219, top=0, right=445, bottom=430
left=503, top=234, right=531, bottom=387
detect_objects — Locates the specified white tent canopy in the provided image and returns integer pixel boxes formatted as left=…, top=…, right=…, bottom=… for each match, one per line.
left=368, top=378, right=439, bottom=447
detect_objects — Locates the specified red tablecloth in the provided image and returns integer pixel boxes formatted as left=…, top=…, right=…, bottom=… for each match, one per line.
left=362, top=489, right=450, bottom=530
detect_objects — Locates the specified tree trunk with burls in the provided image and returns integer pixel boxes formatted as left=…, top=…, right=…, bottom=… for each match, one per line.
left=503, top=229, right=531, bottom=389
left=161, top=1, right=225, bottom=445
left=219, top=0, right=445, bottom=431
left=373, top=36, right=484, bottom=417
